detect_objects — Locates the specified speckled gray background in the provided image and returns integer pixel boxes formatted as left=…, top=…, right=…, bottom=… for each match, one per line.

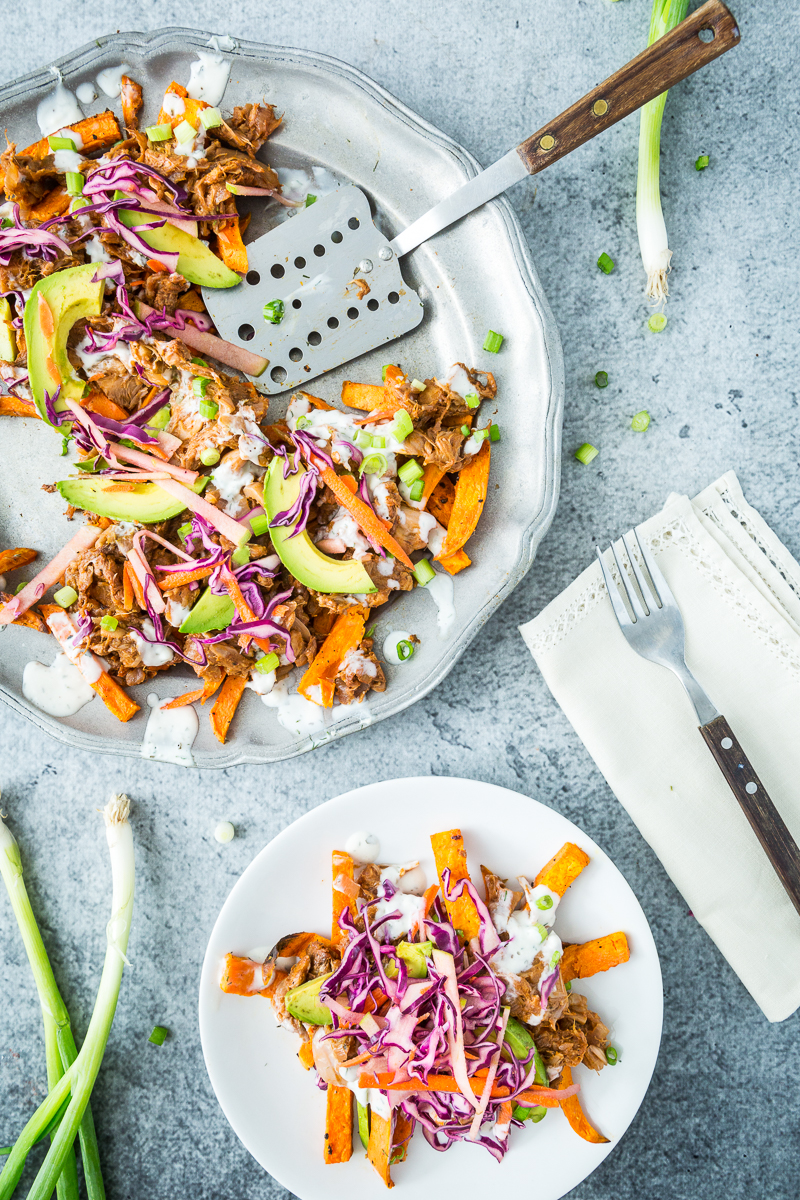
left=1, top=1, right=799, bottom=1197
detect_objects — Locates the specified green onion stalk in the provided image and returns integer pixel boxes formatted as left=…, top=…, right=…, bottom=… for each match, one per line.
left=0, top=795, right=135, bottom=1200
left=636, top=0, right=689, bottom=304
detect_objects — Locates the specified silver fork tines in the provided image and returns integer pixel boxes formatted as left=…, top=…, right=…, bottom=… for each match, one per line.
left=596, top=527, right=720, bottom=727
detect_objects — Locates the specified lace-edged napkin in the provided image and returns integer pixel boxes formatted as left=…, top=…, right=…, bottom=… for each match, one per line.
left=520, top=471, right=800, bottom=1022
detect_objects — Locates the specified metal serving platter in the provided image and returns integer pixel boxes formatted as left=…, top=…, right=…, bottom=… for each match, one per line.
left=0, top=29, right=564, bottom=767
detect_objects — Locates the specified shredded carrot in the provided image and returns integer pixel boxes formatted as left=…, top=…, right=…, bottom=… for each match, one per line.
left=320, top=467, right=413, bottom=568
left=147, top=258, right=169, bottom=274
left=220, top=571, right=273, bottom=655
left=209, top=674, right=247, bottom=743
left=325, top=1086, right=353, bottom=1164
left=40, top=605, right=140, bottom=722
left=556, top=1065, right=609, bottom=1143
left=158, top=565, right=213, bottom=591
left=0, top=547, right=37, bottom=574
left=561, top=932, right=630, bottom=982
left=83, top=388, right=129, bottom=423
left=534, top=842, right=591, bottom=897
left=162, top=688, right=204, bottom=710
left=340, top=474, right=358, bottom=494
left=430, top=829, right=480, bottom=941
left=422, top=883, right=440, bottom=918
left=299, top=606, right=369, bottom=707
left=437, top=438, right=491, bottom=559
left=122, top=561, right=135, bottom=611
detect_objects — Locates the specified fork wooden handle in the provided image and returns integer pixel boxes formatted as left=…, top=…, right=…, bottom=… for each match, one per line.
left=516, top=0, right=740, bottom=175
left=700, top=716, right=800, bottom=918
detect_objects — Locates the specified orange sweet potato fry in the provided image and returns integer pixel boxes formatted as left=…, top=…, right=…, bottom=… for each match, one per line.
left=561, top=932, right=630, bottom=982
left=436, top=438, right=490, bottom=559
left=40, top=604, right=140, bottom=722
left=557, top=1065, right=609, bottom=1144
left=534, top=842, right=591, bottom=897
left=120, top=75, right=143, bottom=130
left=426, top=474, right=455, bottom=524
left=298, top=606, right=368, bottom=707
left=162, top=688, right=205, bottom=710
left=209, top=674, right=247, bottom=743
left=3, top=111, right=121, bottom=181
left=300, top=391, right=335, bottom=411
left=215, top=219, right=248, bottom=273
left=298, top=1039, right=315, bottom=1070
left=29, top=188, right=70, bottom=221
left=430, top=829, right=480, bottom=941
left=341, top=381, right=386, bottom=412
left=367, top=1111, right=394, bottom=1187
left=324, top=1085, right=353, bottom=1164
left=332, top=850, right=356, bottom=947
left=0, top=395, right=36, bottom=418
left=0, top=547, right=37, bottom=574
left=438, top=548, right=471, bottom=575
left=320, top=468, right=412, bottom=568
left=122, top=562, right=135, bottom=611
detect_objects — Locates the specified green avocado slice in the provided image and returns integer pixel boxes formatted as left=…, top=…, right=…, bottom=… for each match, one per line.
left=504, top=1016, right=549, bottom=1086
left=385, top=940, right=433, bottom=979
left=56, top=475, right=207, bottom=523
left=0, top=297, right=16, bottom=362
left=24, top=263, right=104, bottom=423
left=179, top=588, right=235, bottom=635
left=117, top=206, right=241, bottom=288
left=264, top=458, right=377, bottom=596
left=284, top=972, right=333, bottom=1025
left=357, top=1101, right=370, bottom=1151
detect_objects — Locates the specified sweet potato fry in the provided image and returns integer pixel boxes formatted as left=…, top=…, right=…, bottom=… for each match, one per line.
left=83, top=388, right=129, bottom=423
left=367, top=1111, right=394, bottom=1188
left=341, top=381, right=385, bottom=412
left=29, top=187, right=70, bottom=221
left=324, top=1085, right=353, bottom=1164
left=299, top=606, right=369, bottom=707
left=298, top=1040, right=315, bottom=1070
left=2, top=111, right=121, bottom=180
left=0, top=594, right=47, bottom=632
left=0, top=525, right=100, bottom=626
left=200, top=674, right=222, bottom=704
left=40, top=604, right=140, bottom=722
left=209, top=674, right=247, bottom=743
left=320, top=468, right=412, bottom=567
left=426, top=474, right=455, bottom=524
left=162, top=688, right=204, bottom=710
left=177, top=288, right=206, bottom=312
left=436, top=438, right=490, bottom=559
left=0, top=395, right=37, bottom=418
left=534, top=842, right=591, bottom=897
left=301, top=391, right=335, bottom=411
left=438, top=548, right=471, bottom=575
left=557, top=1065, right=609, bottom=1143
left=215, top=219, right=247, bottom=273
left=332, top=850, right=356, bottom=947
left=561, top=932, right=630, bottom=982
left=0, top=547, right=37, bottom=574
left=430, top=829, right=480, bottom=941
left=120, top=74, right=143, bottom=130
left=391, top=1112, right=414, bottom=1164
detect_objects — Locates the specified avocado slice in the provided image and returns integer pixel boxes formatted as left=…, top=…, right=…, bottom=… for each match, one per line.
left=56, top=475, right=207, bottom=523
left=385, top=940, right=433, bottom=979
left=24, top=264, right=104, bottom=423
left=512, top=1103, right=547, bottom=1123
left=117, top=207, right=241, bottom=288
left=0, top=297, right=16, bottom=362
left=357, top=1101, right=370, bottom=1151
left=179, top=587, right=235, bottom=635
left=264, top=458, right=377, bottom=596
left=504, top=1016, right=548, bottom=1087
left=285, top=972, right=333, bottom=1025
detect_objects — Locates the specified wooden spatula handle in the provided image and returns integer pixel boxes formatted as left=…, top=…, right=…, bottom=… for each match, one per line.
left=516, top=0, right=740, bottom=176
left=700, top=715, right=800, bottom=919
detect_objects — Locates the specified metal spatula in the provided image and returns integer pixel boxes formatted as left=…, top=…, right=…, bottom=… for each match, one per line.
left=203, top=0, right=739, bottom=393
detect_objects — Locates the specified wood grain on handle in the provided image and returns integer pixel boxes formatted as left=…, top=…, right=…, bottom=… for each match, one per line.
left=516, top=0, right=740, bottom=175
left=700, top=715, right=800, bottom=919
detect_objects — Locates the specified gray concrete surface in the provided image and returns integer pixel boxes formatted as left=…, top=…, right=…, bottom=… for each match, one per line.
left=2, top=1, right=799, bottom=1197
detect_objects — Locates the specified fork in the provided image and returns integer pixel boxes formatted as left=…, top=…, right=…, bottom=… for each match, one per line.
left=597, top=528, right=800, bottom=919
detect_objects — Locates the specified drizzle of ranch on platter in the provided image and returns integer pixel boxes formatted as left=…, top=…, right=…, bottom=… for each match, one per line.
left=22, top=653, right=95, bottom=718
left=141, top=693, right=198, bottom=767
left=422, top=571, right=456, bottom=638
left=130, top=620, right=174, bottom=667
left=96, top=64, right=132, bottom=99
left=36, top=76, right=82, bottom=137
left=491, top=879, right=562, bottom=1008
left=187, top=51, right=231, bottom=106
left=382, top=630, right=416, bottom=665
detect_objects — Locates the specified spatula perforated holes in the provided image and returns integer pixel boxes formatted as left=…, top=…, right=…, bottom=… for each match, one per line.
left=308, top=331, right=322, bottom=346
left=348, top=217, right=360, bottom=230
left=270, top=366, right=287, bottom=383
left=388, top=292, right=399, bottom=304
left=347, top=307, right=359, bottom=320
left=245, top=270, right=260, bottom=285
left=313, top=244, right=326, bottom=257
left=367, top=299, right=379, bottom=311
left=292, top=299, right=302, bottom=309
left=294, top=256, right=306, bottom=269
left=271, top=264, right=285, bottom=278
left=289, top=348, right=303, bottom=362
left=238, top=324, right=255, bottom=341
left=327, top=317, right=339, bottom=329
left=331, top=231, right=343, bottom=243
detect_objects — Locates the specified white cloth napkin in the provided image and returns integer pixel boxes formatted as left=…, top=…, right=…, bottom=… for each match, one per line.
left=519, top=471, right=800, bottom=1022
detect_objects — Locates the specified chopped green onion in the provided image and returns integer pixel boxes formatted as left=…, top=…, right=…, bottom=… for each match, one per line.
left=76, top=457, right=102, bottom=473
left=647, top=312, right=667, bottom=333
left=381, top=365, right=391, bottom=382
left=392, top=410, right=413, bottom=443
left=575, top=443, right=599, bottom=465
left=631, top=410, right=651, bottom=432
left=100, top=615, right=119, bottom=632
left=695, top=154, right=710, bottom=171
left=489, top=424, right=501, bottom=443
left=398, top=458, right=423, bottom=486
left=53, top=586, right=78, bottom=608
left=360, top=452, right=388, bottom=476
left=199, top=107, right=222, bottom=129
left=200, top=447, right=220, bottom=466
left=460, top=424, right=471, bottom=438
left=48, top=135, right=77, bottom=151
left=178, top=522, right=192, bottom=541
left=565, top=979, right=572, bottom=993
left=550, top=949, right=561, bottom=968
left=146, top=404, right=171, bottom=431
left=191, top=356, right=209, bottom=367
left=14, top=581, right=26, bottom=594
left=365, top=624, right=377, bottom=639
left=354, top=429, right=372, bottom=450
left=305, top=193, right=317, bottom=207
left=410, top=378, right=425, bottom=393
left=371, top=435, right=386, bottom=450
left=597, top=252, right=615, bottom=274
left=535, top=922, right=549, bottom=943
left=295, top=414, right=313, bottom=430
left=464, top=392, right=480, bottom=409
left=249, top=513, right=269, bottom=537
left=60, top=436, right=69, bottom=456
left=595, top=370, right=609, bottom=389
left=231, top=545, right=250, bottom=566
left=199, top=399, right=219, bottom=420
left=192, top=376, right=209, bottom=397
left=65, top=171, right=84, bottom=196
left=146, top=123, right=173, bottom=142
left=413, top=558, right=436, bottom=587
left=255, top=651, right=280, bottom=674
left=173, top=119, right=197, bottom=143
left=606, top=1046, right=618, bottom=1065
left=148, top=1025, right=168, bottom=1046
left=263, top=299, right=284, bottom=324
left=637, top=0, right=690, bottom=300
left=535, top=895, right=554, bottom=911
left=409, top=479, right=424, bottom=502
left=396, top=638, right=415, bottom=661
left=483, top=329, right=504, bottom=353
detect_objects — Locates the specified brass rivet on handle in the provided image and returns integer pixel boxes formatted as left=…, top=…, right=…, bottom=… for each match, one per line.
left=592, top=99, right=609, bottom=117
left=539, top=134, right=556, bottom=151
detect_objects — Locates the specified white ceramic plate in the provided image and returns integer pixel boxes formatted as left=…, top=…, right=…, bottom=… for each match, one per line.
left=199, top=778, right=663, bottom=1200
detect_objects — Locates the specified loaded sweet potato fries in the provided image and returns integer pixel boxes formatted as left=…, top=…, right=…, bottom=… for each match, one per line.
left=221, top=829, right=630, bottom=1185
left=0, top=68, right=497, bottom=741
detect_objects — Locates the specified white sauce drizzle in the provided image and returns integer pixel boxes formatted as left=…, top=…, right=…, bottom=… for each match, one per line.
left=210, top=457, right=257, bottom=514
left=165, top=598, right=193, bottom=629
left=207, top=34, right=237, bottom=52
left=130, top=619, right=174, bottom=667
left=140, top=693, right=198, bottom=767
left=36, top=77, right=82, bottom=137
left=76, top=81, right=97, bottom=105
left=187, top=51, right=231, bottom=106
left=339, top=1065, right=391, bottom=1122
left=382, top=630, right=416, bottom=665
left=96, top=64, right=132, bottom=98
left=345, top=831, right=381, bottom=862
left=372, top=864, right=426, bottom=939
left=423, top=572, right=456, bottom=638
left=161, top=92, right=185, bottom=118
left=52, top=128, right=84, bottom=174
left=259, top=676, right=327, bottom=738
left=22, top=653, right=95, bottom=717
left=84, top=233, right=112, bottom=264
